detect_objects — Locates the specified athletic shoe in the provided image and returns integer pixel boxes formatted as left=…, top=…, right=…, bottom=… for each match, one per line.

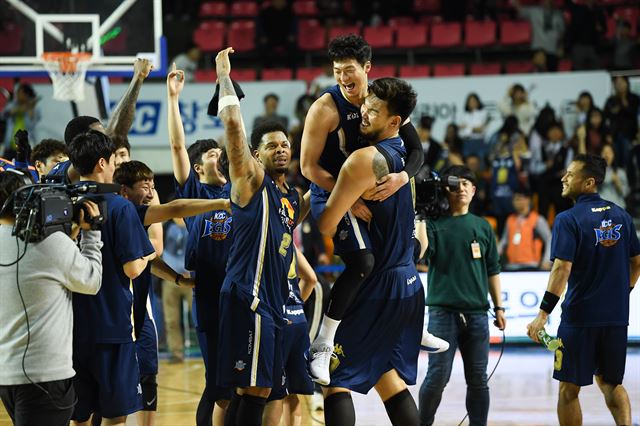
left=309, top=342, right=334, bottom=385
left=421, top=330, right=450, bottom=353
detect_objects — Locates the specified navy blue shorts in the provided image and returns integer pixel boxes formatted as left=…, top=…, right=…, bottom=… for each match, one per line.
left=269, top=306, right=314, bottom=401
left=71, top=342, right=143, bottom=421
left=136, top=317, right=158, bottom=376
left=197, top=328, right=232, bottom=402
left=329, top=267, right=425, bottom=394
left=553, top=325, right=628, bottom=386
left=310, top=185, right=371, bottom=256
left=217, top=288, right=284, bottom=389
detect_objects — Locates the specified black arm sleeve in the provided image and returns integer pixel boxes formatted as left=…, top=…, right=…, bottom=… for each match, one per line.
left=399, top=121, right=424, bottom=178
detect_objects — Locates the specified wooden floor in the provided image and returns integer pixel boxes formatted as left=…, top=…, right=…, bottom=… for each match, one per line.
left=2, top=347, right=638, bottom=425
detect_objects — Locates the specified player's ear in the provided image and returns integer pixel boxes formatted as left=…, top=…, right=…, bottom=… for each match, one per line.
left=389, top=115, right=401, bottom=129
left=363, top=61, right=371, bottom=74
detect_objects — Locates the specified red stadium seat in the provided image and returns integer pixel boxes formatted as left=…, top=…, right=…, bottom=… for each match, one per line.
left=470, top=62, right=501, bottom=75
left=194, top=69, right=217, bottom=82
left=388, top=16, right=416, bottom=29
left=363, top=25, right=395, bottom=49
left=500, top=20, right=532, bottom=45
left=297, top=19, right=325, bottom=51
left=232, top=68, right=257, bottom=81
left=293, top=1, right=319, bottom=16
left=262, top=68, right=293, bottom=80
left=367, top=64, right=397, bottom=79
left=192, top=21, right=225, bottom=52
left=328, top=25, right=361, bottom=40
left=199, top=1, right=228, bottom=18
left=0, top=23, right=23, bottom=55
left=414, top=0, right=442, bottom=14
left=399, top=64, right=430, bottom=78
left=296, top=67, right=324, bottom=84
left=227, top=20, right=256, bottom=52
left=464, top=20, right=496, bottom=47
left=505, top=61, right=534, bottom=74
left=558, top=59, right=573, bottom=72
left=430, top=22, right=462, bottom=47
left=396, top=23, right=428, bottom=48
left=230, top=1, right=259, bottom=17
left=433, top=63, right=465, bottom=77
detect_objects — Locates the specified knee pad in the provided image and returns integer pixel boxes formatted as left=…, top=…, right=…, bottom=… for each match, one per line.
left=343, top=250, right=375, bottom=279
left=140, top=374, right=158, bottom=411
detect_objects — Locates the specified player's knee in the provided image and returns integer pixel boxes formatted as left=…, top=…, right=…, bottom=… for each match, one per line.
left=559, top=382, right=580, bottom=400
left=344, top=250, right=375, bottom=279
left=215, top=399, right=230, bottom=409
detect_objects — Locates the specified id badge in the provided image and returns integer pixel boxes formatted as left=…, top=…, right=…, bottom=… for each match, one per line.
left=471, top=241, right=482, bottom=259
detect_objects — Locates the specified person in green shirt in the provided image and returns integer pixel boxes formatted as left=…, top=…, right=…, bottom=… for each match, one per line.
left=418, top=164, right=507, bottom=426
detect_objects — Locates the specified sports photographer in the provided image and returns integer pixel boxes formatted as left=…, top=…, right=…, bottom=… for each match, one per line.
left=417, top=165, right=506, bottom=426
left=0, top=170, right=104, bottom=426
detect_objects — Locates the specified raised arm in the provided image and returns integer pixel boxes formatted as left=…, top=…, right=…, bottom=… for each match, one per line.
left=143, top=198, right=231, bottom=225
left=215, top=47, right=263, bottom=207
left=300, top=94, right=340, bottom=192
left=106, top=58, right=153, bottom=140
left=167, top=63, right=193, bottom=186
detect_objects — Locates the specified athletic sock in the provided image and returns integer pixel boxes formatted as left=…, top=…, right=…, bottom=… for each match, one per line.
left=315, top=316, right=341, bottom=346
left=325, top=249, right=375, bottom=320
left=235, top=394, right=267, bottom=426
left=383, top=389, right=420, bottom=426
left=324, top=392, right=356, bottom=426
left=223, top=391, right=241, bottom=426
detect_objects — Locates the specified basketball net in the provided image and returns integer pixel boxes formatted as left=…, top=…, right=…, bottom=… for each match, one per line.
left=42, top=52, right=92, bottom=102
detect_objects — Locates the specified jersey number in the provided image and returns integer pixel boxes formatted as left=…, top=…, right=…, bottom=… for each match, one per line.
left=279, top=233, right=292, bottom=256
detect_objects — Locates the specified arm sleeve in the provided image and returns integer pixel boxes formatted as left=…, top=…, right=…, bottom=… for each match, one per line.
left=399, top=121, right=424, bottom=178
left=550, top=213, right=577, bottom=262
left=61, top=230, right=104, bottom=295
left=114, top=202, right=155, bottom=265
left=535, top=216, right=553, bottom=262
left=485, top=222, right=501, bottom=276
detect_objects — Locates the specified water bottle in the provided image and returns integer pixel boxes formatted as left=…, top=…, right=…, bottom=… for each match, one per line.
left=537, top=328, right=561, bottom=351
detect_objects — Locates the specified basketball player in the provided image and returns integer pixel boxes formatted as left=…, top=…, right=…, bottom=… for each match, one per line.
left=213, top=47, right=310, bottom=426
left=527, top=154, right=640, bottom=426
left=300, top=35, right=446, bottom=384
left=315, top=78, right=423, bottom=426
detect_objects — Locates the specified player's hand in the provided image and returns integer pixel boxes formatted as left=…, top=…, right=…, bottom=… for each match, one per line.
left=221, top=199, right=232, bottom=213
left=350, top=198, right=372, bottom=222
left=526, top=312, right=548, bottom=343
left=179, top=274, right=195, bottom=288
left=78, top=200, right=102, bottom=231
left=134, top=58, right=154, bottom=80
left=215, top=47, right=234, bottom=79
left=317, top=253, right=330, bottom=266
left=167, top=63, right=185, bottom=97
left=493, top=309, right=507, bottom=330
left=371, top=172, right=409, bottom=202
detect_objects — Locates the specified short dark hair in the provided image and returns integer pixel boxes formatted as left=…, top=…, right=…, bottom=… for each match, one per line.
left=464, top=93, right=484, bottom=112
left=187, top=139, right=221, bottom=167
left=441, top=164, right=476, bottom=186
left=328, top=34, right=372, bottom=66
left=263, top=93, right=279, bottom=103
left=113, top=160, right=154, bottom=187
left=420, top=115, right=434, bottom=130
left=218, top=147, right=230, bottom=181
left=112, top=134, right=131, bottom=153
left=250, top=120, right=289, bottom=151
left=368, top=78, right=417, bottom=123
left=64, top=115, right=101, bottom=145
left=573, top=153, right=606, bottom=186
left=18, top=83, right=36, bottom=99
left=31, top=139, right=67, bottom=165
left=512, top=83, right=525, bottom=94
left=0, top=170, right=26, bottom=217
left=67, top=130, right=116, bottom=176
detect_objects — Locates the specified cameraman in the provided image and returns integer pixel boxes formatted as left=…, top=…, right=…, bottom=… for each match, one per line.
left=418, top=165, right=506, bottom=426
left=0, top=170, right=103, bottom=426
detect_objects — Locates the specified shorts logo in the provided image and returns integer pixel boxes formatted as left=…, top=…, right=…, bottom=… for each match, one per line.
left=330, top=344, right=345, bottom=373
left=247, top=330, right=253, bottom=354
left=146, top=396, right=157, bottom=406
left=137, top=383, right=143, bottom=395
left=407, top=275, right=417, bottom=286
left=234, top=360, right=246, bottom=371
left=339, top=230, right=349, bottom=241
left=593, top=219, right=622, bottom=247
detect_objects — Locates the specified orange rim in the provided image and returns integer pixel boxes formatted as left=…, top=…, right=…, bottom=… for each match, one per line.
left=42, top=52, right=92, bottom=73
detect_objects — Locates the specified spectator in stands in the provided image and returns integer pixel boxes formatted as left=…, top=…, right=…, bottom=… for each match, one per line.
left=444, top=123, right=464, bottom=160
left=459, top=93, right=490, bottom=160
left=499, top=188, right=553, bottom=271
left=418, top=115, right=444, bottom=172
left=256, top=0, right=297, bottom=68
left=465, top=154, right=489, bottom=216
left=528, top=105, right=557, bottom=193
left=309, top=65, right=335, bottom=97
left=539, top=121, right=573, bottom=219
left=612, top=20, right=638, bottom=70
left=532, top=49, right=550, bottom=73
left=170, top=44, right=201, bottom=83
left=575, top=91, right=594, bottom=128
left=513, top=0, right=565, bottom=71
left=498, top=84, right=537, bottom=134
left=565, top=0, right=606, bottom=70
left=252, top=93, right=289, bottom=130
left=604, top=76, right=639, bottom=170
left=574, top=107, right=612, bottom=156
left=30, top=138, right=68, bottom=180
left=2, top=83, right=40, bottom=160
left=599, top=143, right=630, bottom=210
left=289, top=94, right=317, bottom=162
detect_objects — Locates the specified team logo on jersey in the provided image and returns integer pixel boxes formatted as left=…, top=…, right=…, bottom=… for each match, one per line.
left=346, top=112, right=359, bottom=121
left=279, top=197, right=296, bottom=228
left=202, top=211, right=232, bottom=240
left=593, top=219, right=622, bottom=247
left=234, top=360, right=246, bottom=371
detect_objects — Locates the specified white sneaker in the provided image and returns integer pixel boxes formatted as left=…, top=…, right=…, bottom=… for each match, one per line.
left=421, top=330, right=449, bottom=353
left=309, top=342, right=334, bottom=385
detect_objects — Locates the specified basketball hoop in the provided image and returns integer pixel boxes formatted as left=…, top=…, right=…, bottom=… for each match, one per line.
left=42, top=52, right=92, bottom=102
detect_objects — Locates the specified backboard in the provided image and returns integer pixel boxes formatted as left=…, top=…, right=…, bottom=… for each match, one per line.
left=0, top=0, right=165, bottom=77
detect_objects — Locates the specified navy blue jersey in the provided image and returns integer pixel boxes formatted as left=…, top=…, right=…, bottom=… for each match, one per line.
left=132, top=204, right=151, bottom=338
left=316, top=85, right=368, bottom=181
left=365, top=136, right=415, bottom=272
left=175, top=170, right=232, bottom=331
left=551, top=193, right=640, bottom=326
left=222, top=174, right=300, bottom=321
left=73, top=191, right=155, bottom=343
left=45, top=159, right=72, bottom=184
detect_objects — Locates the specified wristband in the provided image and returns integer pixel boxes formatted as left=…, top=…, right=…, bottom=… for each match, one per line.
left=174, top=273, right=181, bottom=286
left=540, top=291, right=560, bottom=314
left=493, top=306, right=505, bottom=313
left=218, top=95, right=240, bottom=113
